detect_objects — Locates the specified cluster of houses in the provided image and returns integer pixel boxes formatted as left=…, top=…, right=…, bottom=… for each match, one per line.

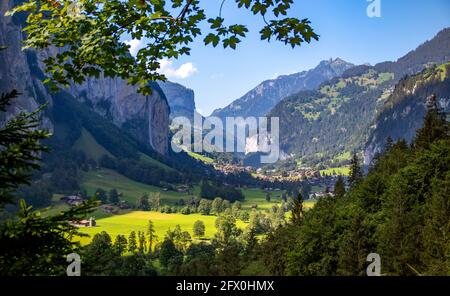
left=213, top=164, right=255, bottom=175
left=69, top=217, right=96, bottom=227
left=60, top=195, right=84, bottom=206
left=61, top=193, right=132, bottom=216
left=254, top=167, right=321, bottom=182
left=309, top=191, right=335, bottom=200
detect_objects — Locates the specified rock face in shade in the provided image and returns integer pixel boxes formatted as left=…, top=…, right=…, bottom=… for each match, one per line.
left=0, top=0, right=169, bottom=155
left=158, top=80, right=197, bottom=120
left=211, top=58, right=355, bottom=119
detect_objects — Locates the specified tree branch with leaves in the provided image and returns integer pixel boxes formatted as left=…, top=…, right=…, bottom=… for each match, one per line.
left=7, top=0, right=318, bottom=95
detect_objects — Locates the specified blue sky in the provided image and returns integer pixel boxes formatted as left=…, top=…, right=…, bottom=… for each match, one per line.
left=129, top=0, right=450, bottom=116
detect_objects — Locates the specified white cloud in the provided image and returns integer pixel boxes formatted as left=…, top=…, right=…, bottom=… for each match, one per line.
left=159, top=58, right=198, bottom=79
left=124, top=39, right=144, bottom=56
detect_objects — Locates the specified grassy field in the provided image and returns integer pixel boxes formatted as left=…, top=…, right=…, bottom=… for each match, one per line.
left=76, top=211, right=247, bottom=245
left=139, top=153, right=175, bottom=172
left=240, top=188, right=315, bottom=210
left=81, top=170, right=315, bottom=211
left=43, top=195, right=114, bottom=219
left=82, top=169, right=191, bottom=205
left=186, top=150, right=214, bottom=164
left=73, top=128, right=114, bottom=161
left=70, top=169, right=316, bottom=245
left=73, top=127, right=176, bottom=172
left=319, top=166, right=350, bottom=176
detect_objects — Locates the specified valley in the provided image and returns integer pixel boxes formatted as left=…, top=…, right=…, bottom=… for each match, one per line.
left=64, top=168, right=315, bottom=245
left=10, top=27, right=450, bottom=252
left=1, top=0, right=449, bottom=277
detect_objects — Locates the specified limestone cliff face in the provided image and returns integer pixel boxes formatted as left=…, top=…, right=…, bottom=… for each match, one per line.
left=158, top=80, right=196, bottom=120
left=0, top=1, right=169, bottom=155
left=0, top=0, right=44, bottom=126
left=63, top=72, right=170, bottom=155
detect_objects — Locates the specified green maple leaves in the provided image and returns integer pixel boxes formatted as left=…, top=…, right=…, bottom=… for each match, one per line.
left=204, top=1, right=318, bottom=49
left=261, top=18, right=319, bottom=48
left=7, top=0, right=318, bottom=95
left=204, top=18, right=248, bottom=49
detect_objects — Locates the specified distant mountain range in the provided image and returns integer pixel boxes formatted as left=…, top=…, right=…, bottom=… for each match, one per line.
left=211, top=58, right=355, bottom=119
left=155, top=27, right=450, bottom=170
left=266, top=27, right=450, bottom=168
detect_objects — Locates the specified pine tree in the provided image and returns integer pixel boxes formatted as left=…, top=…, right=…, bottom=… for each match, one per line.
left=0, top=89, right=50, bottom=206
left=136, top=193, right=150, bottom=210
left=337, top=207, right=370, bottom=275
left=113, top=234, right=128, bottom=255
left=94, top=188, right=108, bottom=203
left=109, top=188, right=119, bottom=204
left=128, top=231, right=137, bottom=253
left=138, top=231, right=147, bottom=254
left=242, top=224, right=258, bottom=254
left=348, top=153, right=363, bottom=188
left=414, top=94, right=448, bottom=150
left=423, top=174, right=450, bottom=275
left=290, top=193, right=304, bottom=225
left=334, top=176, right=346, bottom=198
left=384, top=136, right=394, bottom=153
left=147, top=220, right=158, bottom=253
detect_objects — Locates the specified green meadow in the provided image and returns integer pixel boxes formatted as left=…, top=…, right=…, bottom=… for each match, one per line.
left=319, top=166, right=350, bottom=176
left=240, top=188, right=315, bottom=210
left=62, top=168, right=316, bottom=245
left=82, top=169, right=191, bottom=205
left=76, top=211, right=246, bottom=245
left=185, top=150, right=214, bottom=164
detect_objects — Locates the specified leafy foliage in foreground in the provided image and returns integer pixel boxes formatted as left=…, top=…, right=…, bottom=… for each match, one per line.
left=8, top=0, right=318, bottom=94
left=0, top=83, right=99, bottom=275
left=0, top=199, right=97, bottom=275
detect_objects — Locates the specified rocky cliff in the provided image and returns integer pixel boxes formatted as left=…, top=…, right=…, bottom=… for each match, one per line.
left=0, top=0, right=169, bottom=155
left=158, top=80, right=196, bottom=120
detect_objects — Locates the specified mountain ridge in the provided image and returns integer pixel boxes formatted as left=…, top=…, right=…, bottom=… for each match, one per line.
left=211, top=58, right=355, bottom=119
left=266, top=27, right=450, bottom=168
left=364, top=63, right=450, bottom=164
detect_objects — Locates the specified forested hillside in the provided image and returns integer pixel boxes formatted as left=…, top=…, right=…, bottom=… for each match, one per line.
left=253, top=98, right=450, bottom=275
left=269, top=69, right=396, bottom=167
left=268, top=28, right=450, bottom=168
left=212, top=58, right=354, bottom=119
left=365, top=63, right=450, bottom=163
